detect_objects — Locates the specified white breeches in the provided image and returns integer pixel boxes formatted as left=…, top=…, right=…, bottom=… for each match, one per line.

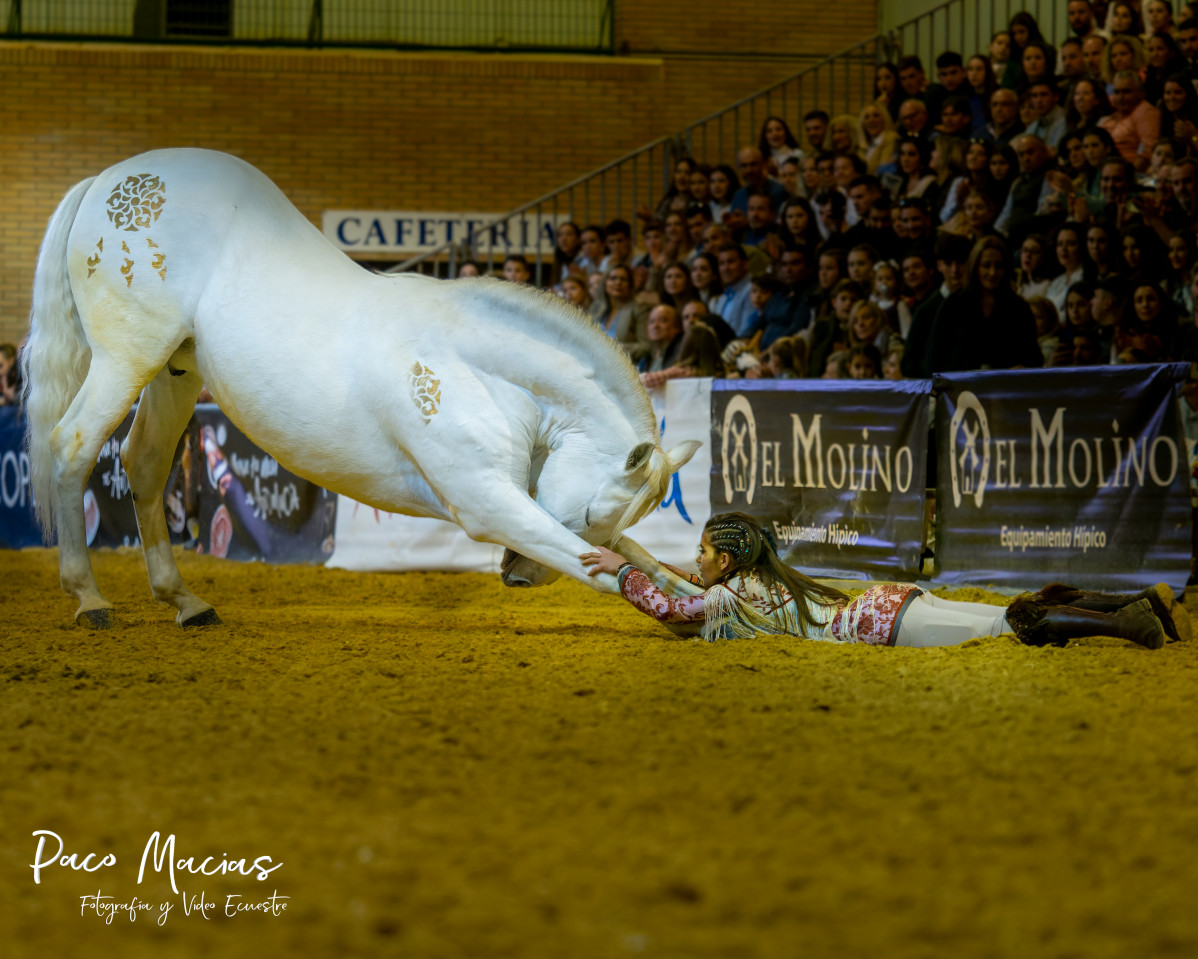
left=893, top=591, right=1011, bottom=647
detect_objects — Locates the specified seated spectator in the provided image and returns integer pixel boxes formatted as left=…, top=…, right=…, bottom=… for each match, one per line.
left=663, top=211, right=694, bottom=264
left=457, top=260, right=482, bottom=278
left=1016, top=233, right=1053, bottom=298
left=0, top=342, right=18, bottom=406
left=847, top=343, right=883, bottom=379
left=930, top=136, right=967, bottom=208
left=1026, top=295, right=1066, bottom=365
left=941, top=137, right=993, bottom=221
left=502, top=254, right=532, bottom=284
left=778, top=196, right=822, bottom=250
left=768, top=243, right=819, bottom=338
left=1063, top=126, right=1117, bottom=216
left=680, top=298, right=737, bottom=350
left=802, top=109, right=831, bottom=156
left=848, top=300, right=895, bottom=355
left=896, top=99, right=932, bottom=144
left=714, top=243, right=756, bottom=336
left=559, top=274, right=592, bottom=311
left=553, top=222, right=581, bottom=280
left=1145, top=31, right=1185, bottom=105
left=1159, top=76, right=1198, bottom=147
left=897, top=196, right=935, bottom=256
left=689, top=164, right=713, bottom=206
left=589, top=264, right=651, bottom=361
left=843, top=175, right=885, bottom=247
left=1147, top=0, right=1177, bottom=37
left=995, top=134, right=1060, bottom=242
left=575, top=224, right=606, bottom=277
left=1044, top=221, right=1093, bottom=315
left=822, top=349, right=851, bottom=378
left=640, top=156, right=695, bottom=223
left=846, top=244, right=879, bottom=290
left=638, top=305, right=687, bottom=378
left=1086, top=222, right=1122, bottom=281
left=1063, top=76, right=1106, bottom=136
left=803, top=279, right=867, bottom=376
left=899, top=245, right=939, bottom=337
left=1009, top=12, right=1055, bottom=81
left=634, top=218, right=668, bottom=295
left=1105, top=2, right=1144, bottom=41
left=858, top=104, right=899, bottom=174
left=1100, top=71, right=1160, bottom=171
left=742, top=190, right=780, bottom=249
left=729, top=147, right=790, bottom=234
left=1166, top=230, right=1198, bottom=316
left=1019, top=40, right=1056, bottom=92
left=758, top=336, right=808, bottom=379
left=709, top=163, right=741, bottom=225
left=1120, top=224, right=1170, bottom=287
left=882, top=343, right=905, bottom=379
left=689, top=251, right=723, bottom=307
left=861, top=195, right=903, bottom=261
left=814, top=189, right=852, bottom=250
left=1114, top=282, right=1177, bottom=362
left=1025, top=79, right=1068, bottom=149
left=927, top=235, right=1045, bottom=371
left=1067, top=0, right=1100, bottom=42
left=830, top=115, right=864, bottom=159
left=1057, top=38, right=1088, bottom=103
left=990, top=30, right=1018, bottom=89
left=902, top=231, right=972, bottom=377
left=1161, top=156, right=1198, bottom=230
left=660, top=260, right=698, bottom=310
left=876, top=62, right=904, bottom=122
left=741, top=273, right=792, bottom=348
left=981, top=88, right=1026, bottom=148
left=779, top=156, right=803, bottom=198
left=685, top=202, right=714, bottom=257
left=758, top=116, right=802, bottom=172
left=898, top=55, right=931, bottom=104
left=1062, top=278, right=1101, bottom=353
left=988, top=143, right=1019, bottom=208
left=935, top=96, right=975, bottom=139
left=932, top=51, right=970, bottom=116
left=1091, top=276, right=1129, bottom=360
left=889, top=136, right=939, bottom=210
left=674, top=319, right=726, bottom=379
left=966, top=55, right=998, bottom=131
left=943, top=188, right=1000, bottom=241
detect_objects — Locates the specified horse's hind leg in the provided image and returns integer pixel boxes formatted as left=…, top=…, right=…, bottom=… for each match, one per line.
left=49, top=356, right=146, bottom=628
left=121, top=366, right=219, bottom=627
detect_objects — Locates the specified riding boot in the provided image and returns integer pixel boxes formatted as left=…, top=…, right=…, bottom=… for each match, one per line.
left=1027, top=582, right=1180, bottom=643
left=1005, top=597, right=1168, bottom=650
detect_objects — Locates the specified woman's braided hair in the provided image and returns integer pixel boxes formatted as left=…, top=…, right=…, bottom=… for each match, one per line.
left=705, top=512, right=848, bottom=630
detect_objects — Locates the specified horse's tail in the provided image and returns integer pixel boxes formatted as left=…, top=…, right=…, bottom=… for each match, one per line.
left=22, top=175, right=97, bottom=539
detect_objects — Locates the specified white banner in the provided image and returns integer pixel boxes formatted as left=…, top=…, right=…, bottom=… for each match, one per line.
left=328, top=379, right=714, bottom=573
left=322, top=210, right=563, bottom=256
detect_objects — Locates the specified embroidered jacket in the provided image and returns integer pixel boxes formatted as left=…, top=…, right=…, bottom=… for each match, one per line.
left=617, top=566, right=918, bottom=646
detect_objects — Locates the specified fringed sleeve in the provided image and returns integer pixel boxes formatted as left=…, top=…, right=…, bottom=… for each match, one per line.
left=617, top=567, right=707, bottom=625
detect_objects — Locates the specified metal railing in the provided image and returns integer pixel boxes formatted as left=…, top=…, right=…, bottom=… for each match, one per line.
left=2, top=0, right=615, bottom=54
left=387, top=0, right=1074, bottom=282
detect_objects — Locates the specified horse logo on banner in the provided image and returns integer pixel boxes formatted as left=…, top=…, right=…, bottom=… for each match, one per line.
left=720, top=394, right=757, bottom=506
left=947, top=390, right=991, bottom=508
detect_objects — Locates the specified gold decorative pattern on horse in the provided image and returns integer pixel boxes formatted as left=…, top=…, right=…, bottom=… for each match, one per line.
left=86, top=238, right=103, bottom=278
left=409, top=363, right=442, bottom=422
left=106, top=174, right=166, bottom=232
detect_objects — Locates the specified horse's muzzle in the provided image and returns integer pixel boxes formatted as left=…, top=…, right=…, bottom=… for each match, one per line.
left=500, top=548, right=560, bottom=588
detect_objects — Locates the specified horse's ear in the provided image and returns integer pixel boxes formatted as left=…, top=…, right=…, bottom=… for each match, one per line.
left=665, top=439, right=701, bottom=473
left=625, top=442, right=654, bottom=473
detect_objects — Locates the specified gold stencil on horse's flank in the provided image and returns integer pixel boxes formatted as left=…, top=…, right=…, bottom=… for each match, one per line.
left=106, top=173, right=165, bottom=231
left=102, top=174, right=167, bottom=285
left=409, top=362, right=442, bottom=422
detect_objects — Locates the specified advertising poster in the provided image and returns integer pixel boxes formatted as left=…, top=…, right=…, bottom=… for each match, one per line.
left=709, top=379, right=932, bottom=580
left=935, top=365, right=1192, bottom=590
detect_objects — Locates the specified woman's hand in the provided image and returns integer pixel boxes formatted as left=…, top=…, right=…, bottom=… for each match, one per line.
left=580, top=546, right=629, bottom=577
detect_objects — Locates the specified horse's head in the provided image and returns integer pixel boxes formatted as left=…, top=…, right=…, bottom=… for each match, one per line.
left=500, top=438, right=701, bottom=588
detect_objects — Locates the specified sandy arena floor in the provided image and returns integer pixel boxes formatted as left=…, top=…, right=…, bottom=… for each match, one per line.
left=2, top=547, right=1197, bottom=959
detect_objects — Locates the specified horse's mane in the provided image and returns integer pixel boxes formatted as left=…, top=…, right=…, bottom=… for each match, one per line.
left=448, top=276, right=658, bottom=439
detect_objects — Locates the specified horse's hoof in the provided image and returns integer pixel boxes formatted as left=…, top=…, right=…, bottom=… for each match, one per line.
left=76, top=608, right=116, bottom=630
left=180, top=608, right=222, bottom=629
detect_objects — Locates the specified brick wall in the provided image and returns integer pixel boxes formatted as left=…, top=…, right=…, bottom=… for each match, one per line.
left=0, top=0, right=876, bottom=344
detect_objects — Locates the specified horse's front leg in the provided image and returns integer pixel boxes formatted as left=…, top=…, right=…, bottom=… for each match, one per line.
left=121, top=367, right=220, bottom=627
left=449, top=487, right=623, bottom=595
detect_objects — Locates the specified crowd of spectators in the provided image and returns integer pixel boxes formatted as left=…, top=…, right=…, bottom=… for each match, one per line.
left=477, top=0, right=1198, bottom=394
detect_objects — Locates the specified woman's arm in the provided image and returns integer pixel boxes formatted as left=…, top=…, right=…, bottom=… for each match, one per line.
left=580, top=545, right=706, bottom=635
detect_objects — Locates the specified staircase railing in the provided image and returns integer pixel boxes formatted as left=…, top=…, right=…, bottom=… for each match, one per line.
left=387, top=0, right=1072, bottom=281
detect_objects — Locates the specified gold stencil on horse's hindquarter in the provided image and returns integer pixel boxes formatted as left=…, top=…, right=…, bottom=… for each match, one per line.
left=106, top=173, right=166, bottom=232
left=409, top=363, right=442, bottom=422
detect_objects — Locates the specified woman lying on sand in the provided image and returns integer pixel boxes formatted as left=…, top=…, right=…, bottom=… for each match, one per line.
left=580, top=512, right=1178, bottom=649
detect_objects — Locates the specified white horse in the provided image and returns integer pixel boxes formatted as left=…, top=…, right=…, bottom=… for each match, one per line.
left=23, top=148, right=699, bottom=628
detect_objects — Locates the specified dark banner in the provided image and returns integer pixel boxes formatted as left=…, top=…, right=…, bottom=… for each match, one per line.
left=934, top=365, right=1192, bottom=591
left=710, top=379, right=932, bottom=580
left=192, top=405, right=337, bottom=564
left=0, top=406, right=40, bottom=549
